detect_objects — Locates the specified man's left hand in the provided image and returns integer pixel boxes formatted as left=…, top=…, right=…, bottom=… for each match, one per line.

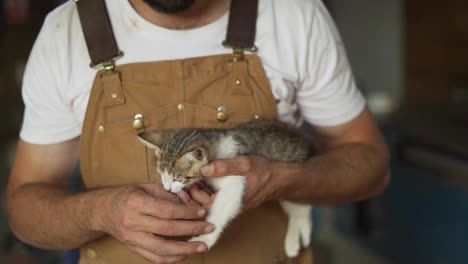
left=196, top=155, right=284, bottom=211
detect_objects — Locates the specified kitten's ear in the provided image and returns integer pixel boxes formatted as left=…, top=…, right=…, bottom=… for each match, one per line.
left=183, top=147, right=208, bottom=162
left=137, top=131, right=164, bottom=149
left=137, top=131, right=164, bottom=158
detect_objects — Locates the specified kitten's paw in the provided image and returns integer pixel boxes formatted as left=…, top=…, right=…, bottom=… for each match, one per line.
left=300, top=220, right=312, bottom=247
left=284, top=218, right=312, bottom=257
left=285, top=234, right=301, bottom=258
left=189, top=233, right=219, bottom=249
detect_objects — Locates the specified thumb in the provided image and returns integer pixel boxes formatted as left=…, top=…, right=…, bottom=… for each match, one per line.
left=201, top=157, right=251, bottom=177
left=201, top=162, right=217, bottom=177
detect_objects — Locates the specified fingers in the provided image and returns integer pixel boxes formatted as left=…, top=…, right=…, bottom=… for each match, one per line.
left=129, top=232, right=207, bottom=257
left=139, top=197, right=207, bottom=220
left=196, top=182, right=215, bottom=195
left=177, top=191, right=198, bottom=206
left=136, top=215, right=214, bottom=237
left=201, top=156, right=253, bottom=177
left=189, top=184, right=212, bottom=207
left=110, top=185, right=212, bottom=263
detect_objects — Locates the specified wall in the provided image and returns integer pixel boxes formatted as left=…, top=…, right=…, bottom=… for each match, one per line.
left=332, top=0, right=403, bottom=103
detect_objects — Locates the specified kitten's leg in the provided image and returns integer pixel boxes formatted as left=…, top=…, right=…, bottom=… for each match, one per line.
left=280, top=201, right=313, bottom=257
left=189, top=176, right=245, bottom=249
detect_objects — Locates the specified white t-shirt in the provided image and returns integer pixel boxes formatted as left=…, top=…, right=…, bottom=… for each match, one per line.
left=20, top=0, right=365, bottom=145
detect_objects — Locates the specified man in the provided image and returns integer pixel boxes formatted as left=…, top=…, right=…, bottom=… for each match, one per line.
left=7, top=0, right=390, bottom=263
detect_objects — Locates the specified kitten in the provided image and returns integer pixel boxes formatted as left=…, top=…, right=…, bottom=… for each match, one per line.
left=137, top=119, right=313, bottom=257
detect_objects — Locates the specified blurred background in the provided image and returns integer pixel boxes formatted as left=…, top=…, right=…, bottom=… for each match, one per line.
left=0, top=0, right=467, bottom=263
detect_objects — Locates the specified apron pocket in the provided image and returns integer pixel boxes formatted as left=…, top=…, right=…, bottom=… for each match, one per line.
left=101, top=118, right=149, bottom=186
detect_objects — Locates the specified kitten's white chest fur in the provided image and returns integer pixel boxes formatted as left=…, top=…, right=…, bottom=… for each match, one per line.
left=188, top=136, right=312, bottom=257
left=212, top=136, right=240, bottom=159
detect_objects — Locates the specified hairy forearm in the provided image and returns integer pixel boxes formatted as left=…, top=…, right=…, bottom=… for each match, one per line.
left=7, top=183, right=106, bottom=250
left=274, top=142, right=390, bottom=205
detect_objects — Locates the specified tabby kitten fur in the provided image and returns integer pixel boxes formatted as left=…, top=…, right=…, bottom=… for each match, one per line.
left=138, top=119, right=313, bottom=257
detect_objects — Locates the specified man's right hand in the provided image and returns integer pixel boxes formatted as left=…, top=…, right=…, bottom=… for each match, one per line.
left=96, top=182, right=214, bottom=263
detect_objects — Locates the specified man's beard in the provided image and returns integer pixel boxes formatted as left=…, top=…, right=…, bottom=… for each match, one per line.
left=142, top=0, right=195, bottom=13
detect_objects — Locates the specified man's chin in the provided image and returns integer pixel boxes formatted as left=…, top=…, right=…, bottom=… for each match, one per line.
left=142, top=0, right=195, bottom=14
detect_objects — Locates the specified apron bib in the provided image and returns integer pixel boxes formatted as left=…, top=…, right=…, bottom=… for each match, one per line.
left=76, top=0, right=313, bottom=263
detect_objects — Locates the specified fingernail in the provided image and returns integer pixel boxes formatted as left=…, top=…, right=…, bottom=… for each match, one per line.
left=201, top=164, right=213, bottom=176
left=197, top=209, right=206, bottom=217
left=197, top=244, right=207, bottom=252
left=204, top=225, right=215, bottom=233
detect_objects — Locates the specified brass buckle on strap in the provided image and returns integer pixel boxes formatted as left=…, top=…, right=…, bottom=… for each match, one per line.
left=89, top=51, right=124, bottom=74
left=222, top=41, right=258, bottom=62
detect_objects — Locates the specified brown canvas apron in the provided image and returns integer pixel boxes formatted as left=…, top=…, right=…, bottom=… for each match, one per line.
left=76, top=0, right=313, bottom=263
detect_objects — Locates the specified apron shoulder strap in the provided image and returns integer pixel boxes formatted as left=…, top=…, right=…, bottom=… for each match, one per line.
left=75, top=0, right=122, bottom=69
left=224, top=0, right=259, bottom=50
left=75, top=0, right=259, bottom=68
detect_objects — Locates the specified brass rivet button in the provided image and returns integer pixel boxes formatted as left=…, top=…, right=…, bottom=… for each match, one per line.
left=133, top=114, right=144, bottom=130
left=235, top=79, right=241, bottom=85
left=216, top=107, right=229, bottom=122
left=98, top=126, right=105, bottom=135
left=85, top=248, right=97, bottom=259
left=254, top=115, right=260, bottom=120
left=133, top=119, right=144, bottom=130
left=217, top=111, right=229, bottom=122
left=177, top=104, right=185, bottom=111
left=111, top=92, right=118, bottom=99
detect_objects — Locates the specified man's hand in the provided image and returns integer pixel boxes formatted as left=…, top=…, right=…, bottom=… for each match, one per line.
left=196, top=144, right=387, bottom=210
left=97, top=182, right=215, bottom=263
left=199, top=156, right=283, bottom=210
left=195, top=109, right=390, bottom=208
